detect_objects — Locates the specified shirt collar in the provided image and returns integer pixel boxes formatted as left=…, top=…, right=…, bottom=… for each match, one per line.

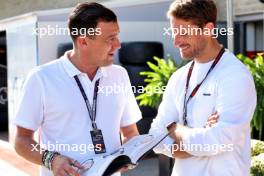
left=61, top=50, right=108, bottom=79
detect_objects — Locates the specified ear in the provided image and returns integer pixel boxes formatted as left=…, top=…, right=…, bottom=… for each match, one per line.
left=203, top=22, right=215, bottom=38
left=205, top=22, right=215, bottom=29
left=76, top=36, right=88, bottom=48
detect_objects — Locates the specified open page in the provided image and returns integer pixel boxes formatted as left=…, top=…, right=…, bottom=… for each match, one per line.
left=122, top=132, right=169, bottom=163
left=80, top=148, right=127, bottom=176
left=79, top=122, right=175, bottom=176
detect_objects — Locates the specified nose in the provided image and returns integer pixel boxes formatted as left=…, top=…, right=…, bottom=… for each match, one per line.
left=114, top=38, right=121, bottom=50
left=173, top=34, right=183, bottom=47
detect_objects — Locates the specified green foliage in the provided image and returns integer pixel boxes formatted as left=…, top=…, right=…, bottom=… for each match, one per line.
left=237, top=53, right=264, bottom=140
left=251, top=154, right=264, bottom=176
left=251, top=139, right=264, bottom=157
left=136, top=54, right=264, bottom=174
left=251, top=140, right=264, bottom=176
left=136, top=56, right=186, bottom=109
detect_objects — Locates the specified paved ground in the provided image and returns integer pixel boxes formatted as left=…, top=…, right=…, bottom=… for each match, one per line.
left=122, top=158, right=159, bottom=176
left=0, top=139, right=39, bottom=175
left=0, top=135, right=159, bottom=176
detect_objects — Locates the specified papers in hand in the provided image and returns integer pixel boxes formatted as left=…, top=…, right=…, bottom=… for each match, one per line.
left=80, top=132, right=169, bottom=176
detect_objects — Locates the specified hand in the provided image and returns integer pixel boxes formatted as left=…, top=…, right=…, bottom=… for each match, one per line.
left=168, top=124, right=192, bottom=159
left=166, top=122, right=177, bottom=134
left=204, top=112, right=219, bottom=128
left=117, top=164, right=136, bottom=173
left=171, top=141, right=192, bottom=159
left=118, top=164, right=130, bottom=173
left=51, top=155, right=84, bottom=176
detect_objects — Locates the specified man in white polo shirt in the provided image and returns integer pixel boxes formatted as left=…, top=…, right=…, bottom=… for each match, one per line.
left=14, top=2, right=141, bottom=176
left=149, top=0, right=257, bottom=176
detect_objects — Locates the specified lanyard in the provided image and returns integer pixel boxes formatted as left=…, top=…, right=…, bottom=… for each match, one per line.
left=182, top=48, right=225, bottom=126
left=74, top=75, right=100, bottom=130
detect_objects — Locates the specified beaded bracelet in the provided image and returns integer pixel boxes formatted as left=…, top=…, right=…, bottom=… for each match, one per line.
left=41, top=150, right=49, bottom=166
left=42, top=150, right=60, bottom=170
left=49, top=152, right=60, bottom=170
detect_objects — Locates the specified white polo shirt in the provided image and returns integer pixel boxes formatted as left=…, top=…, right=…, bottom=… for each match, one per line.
left=15, top=51, right=142, bottom=176
left=149, top=51, right=257, bottom=176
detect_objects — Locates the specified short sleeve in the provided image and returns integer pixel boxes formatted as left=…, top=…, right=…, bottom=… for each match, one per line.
left=120, top=69, right=142, bottom=127
left=14, top=70, right=44, bottom=131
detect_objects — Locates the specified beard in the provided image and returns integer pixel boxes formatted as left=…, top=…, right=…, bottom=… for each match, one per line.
left=180, top=39, right=207, bottom=60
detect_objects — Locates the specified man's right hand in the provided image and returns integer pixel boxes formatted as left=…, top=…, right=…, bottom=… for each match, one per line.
left=204, top=112, right=219, bottom=128
left=51, top=155, right=84, bottom=176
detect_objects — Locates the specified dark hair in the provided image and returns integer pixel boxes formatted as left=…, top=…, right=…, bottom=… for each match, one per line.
left=68, top=2, right=117, bottom=41
left=167, top=0, right=217, bottom=28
